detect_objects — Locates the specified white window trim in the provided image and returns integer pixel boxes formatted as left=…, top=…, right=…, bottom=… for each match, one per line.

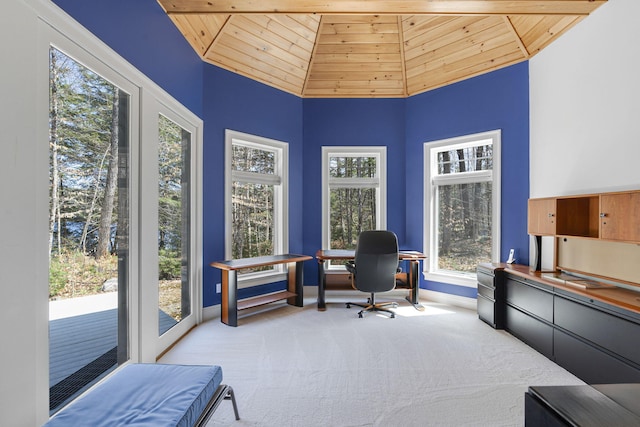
left=225, top=130, right=289, bottom=288
left=423, top=130, right=501, bottom=287
left=321, top=146, right=387, bottom=268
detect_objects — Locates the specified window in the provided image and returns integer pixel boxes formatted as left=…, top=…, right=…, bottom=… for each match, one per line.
left=225, top=130, right=289, bottom=287
left=322, top=147, right=386, bottom=265
left=158, top=115, right=192, bottom=335
left=423, top=130, right=501, bottom=286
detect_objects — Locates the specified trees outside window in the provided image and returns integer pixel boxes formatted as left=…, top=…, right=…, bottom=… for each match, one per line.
left=157, top=115, right=191, bottom=335
left=322, top=147, right=386, bottom=266
left=225, top=130, right=288, bottom=284
left=424, top=131, right=501, bottom=285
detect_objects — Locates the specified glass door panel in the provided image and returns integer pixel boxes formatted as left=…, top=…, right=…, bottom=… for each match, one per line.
left=158, top=115, right=191, bottom=335
left=48, top=47, right=129, bottom=413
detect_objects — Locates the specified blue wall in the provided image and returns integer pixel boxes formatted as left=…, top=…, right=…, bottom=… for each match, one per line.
left=202, top=67, right=304, bottom=306
left=301, top=98, right=406, bottom=283
left=301, top=64, right=530, bottom=296
left=406, top=62, right=530, bottom=298
left=51, top=0, right=530, bottom=306
left=53, top=0, right=203, bottom=115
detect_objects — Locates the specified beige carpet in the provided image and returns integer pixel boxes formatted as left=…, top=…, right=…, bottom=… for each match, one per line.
left=159, top=294, right=584, bottom=426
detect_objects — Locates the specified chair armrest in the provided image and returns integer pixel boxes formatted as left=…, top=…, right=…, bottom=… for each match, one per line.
left=345, top=261, right=356, bottom=275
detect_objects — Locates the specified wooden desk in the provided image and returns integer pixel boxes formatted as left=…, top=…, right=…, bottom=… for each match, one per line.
left=315, top=249, right=426, bottom=311
left=210, top=254, right=312, bottom=327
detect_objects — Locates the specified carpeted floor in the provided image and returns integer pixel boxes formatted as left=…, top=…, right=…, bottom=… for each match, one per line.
left=159, top=294, right=584, bottom=426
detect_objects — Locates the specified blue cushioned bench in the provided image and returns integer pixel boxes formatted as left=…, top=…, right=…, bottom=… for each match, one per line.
left=44, top=364, right=239, bottom=426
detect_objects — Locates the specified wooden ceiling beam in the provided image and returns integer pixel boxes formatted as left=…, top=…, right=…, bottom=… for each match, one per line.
left=502, top=16, right=530, bottom=58
left=158, top=1, right=606, bottom=16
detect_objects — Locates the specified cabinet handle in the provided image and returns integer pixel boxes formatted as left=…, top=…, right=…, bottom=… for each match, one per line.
left=600, top=213, right=607, bottom=218
left=548, top=213, right=554, bottom=217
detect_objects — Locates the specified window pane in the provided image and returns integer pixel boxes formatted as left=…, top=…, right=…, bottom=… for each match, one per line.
left=329, top=187, right=376, bottom=250
left=158, top=115, right=191, bottom=336
left=48, top=47, right=129, bottom=413
left=330, top=156, right=377, bottom=178
left=233, top=145, right=275, bottom=174
left=436, top=182, right=492, bottom=273
left=437, top=144, right=492, bottom=175
left=232, top=181, right=275, bottom=273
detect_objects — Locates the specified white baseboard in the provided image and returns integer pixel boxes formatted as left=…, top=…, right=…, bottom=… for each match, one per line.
left=199, top=286, right=477, bottom=322
left=202, top=304, right=221, bottom=322
left=420, top=290, right=477, bottom=311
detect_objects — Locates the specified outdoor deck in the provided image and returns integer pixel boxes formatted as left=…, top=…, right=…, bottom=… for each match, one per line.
left=49, top=293, right=177, bottom=411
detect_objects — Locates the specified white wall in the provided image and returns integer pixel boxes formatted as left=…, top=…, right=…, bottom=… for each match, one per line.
left=530, top=0, right=640, bottom=198
left=0, top=0, right=50, bottom=425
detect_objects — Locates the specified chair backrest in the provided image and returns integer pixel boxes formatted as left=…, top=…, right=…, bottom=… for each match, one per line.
left=352, top=230, right=399, bottom=294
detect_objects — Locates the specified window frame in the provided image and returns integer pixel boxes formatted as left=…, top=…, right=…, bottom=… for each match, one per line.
left=224, top=130, right=289, bottom=288
left=423, top=130, right=501, bottom=287
left=151, top=105, right=202, bottom=355
left=321, top=146, right=387, bottom=269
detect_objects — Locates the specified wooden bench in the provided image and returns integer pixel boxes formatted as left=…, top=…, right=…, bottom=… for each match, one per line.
left=210, top=254, right=312, bottom=326
left=44, top=364, right=239, bottom=426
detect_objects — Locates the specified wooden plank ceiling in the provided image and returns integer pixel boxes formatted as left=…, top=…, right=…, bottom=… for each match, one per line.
left=158, top=0, right=606, bottom=98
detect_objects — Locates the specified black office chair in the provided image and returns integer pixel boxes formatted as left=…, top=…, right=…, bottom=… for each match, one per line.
left=345, top=230, right=400, bottom=318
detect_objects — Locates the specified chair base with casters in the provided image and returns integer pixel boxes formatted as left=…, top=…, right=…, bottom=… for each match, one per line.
left=346, top=293, right=398, bottom=318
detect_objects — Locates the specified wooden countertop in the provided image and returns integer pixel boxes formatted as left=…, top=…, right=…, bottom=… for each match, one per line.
left=480, top=263, right=640, bottom=315
left=210, top=254, right=312, bottom=270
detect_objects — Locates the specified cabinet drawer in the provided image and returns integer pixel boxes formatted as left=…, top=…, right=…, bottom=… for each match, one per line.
left=478, top=294, right=502, bottom=328
left=554, top=329, right=640, bottom=384
left=505, top=305, right=553, bottom=359
left=477, top=282, right=495, bottom=300
left=505, top=277, right=553, bottom=322
left=554, top=296, right=640, bottom=366
left=477, top=270, right=495, bottom=288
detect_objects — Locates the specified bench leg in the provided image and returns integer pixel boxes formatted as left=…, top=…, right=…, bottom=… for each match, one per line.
left=195, top=384, right=240, bottom=426
left=225, top=385, right=240, bottom=420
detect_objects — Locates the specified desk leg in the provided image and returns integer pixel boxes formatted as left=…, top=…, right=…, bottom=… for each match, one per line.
left=317, top=260, right=326, bottom=311
left=221, top=270, right=238, bottom=327
left=405, top=260, right=425, bottom=311
left=287, top=261, right=304, bottom=307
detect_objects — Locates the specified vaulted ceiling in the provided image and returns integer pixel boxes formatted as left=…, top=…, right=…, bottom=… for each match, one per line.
left=157, top=1, right=606, bottom=98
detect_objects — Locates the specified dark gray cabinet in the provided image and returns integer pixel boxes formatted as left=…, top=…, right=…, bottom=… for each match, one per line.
left=505, top=305, right=554, bottom=359
left=504, top=276, right=554, bottom=358
left=476, top=264, right=504, bottom=328
left=496, top=268, right=640, bottom=384
left=554, top=328, right=640, bottom=384
left=554, top=295, right=640, bottom=366
left=505, top=276, right=553, bottom=322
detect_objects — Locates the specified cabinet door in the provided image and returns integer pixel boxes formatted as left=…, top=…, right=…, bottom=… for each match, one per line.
left=505, top=305, right=554, bottom=359
left=600, top=192, right=640, bottom=242
left=554, top=329, right=640, bottom=384
left=505, top=277, right=553, bottom=322
left=554, top=296, right=640, bottom=366
left=528, top=198, right=556, bottom=235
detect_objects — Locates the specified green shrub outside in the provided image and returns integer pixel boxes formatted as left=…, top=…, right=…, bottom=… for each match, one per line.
left=49, top=257, right=68, bottom=297
left=159, top=249, right=181, bottom=280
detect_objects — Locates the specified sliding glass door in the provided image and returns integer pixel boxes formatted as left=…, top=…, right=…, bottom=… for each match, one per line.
left=45, top=21, right=202, bottom=412
left=48, top=46, right=131, bottom=413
